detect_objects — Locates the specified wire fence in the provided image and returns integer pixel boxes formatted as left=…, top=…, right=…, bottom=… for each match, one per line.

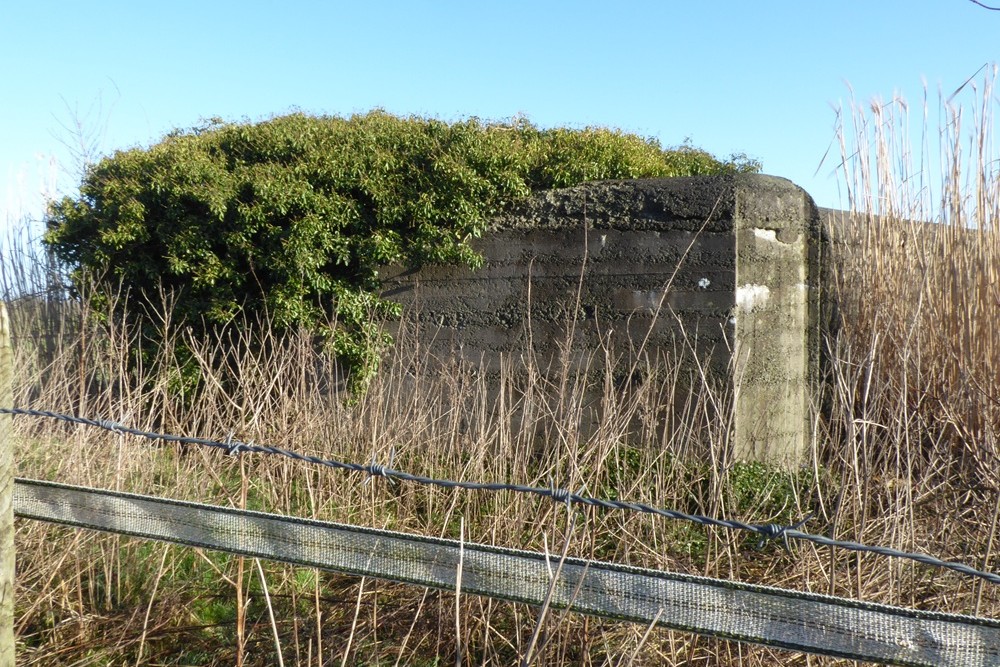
left=4, top=406, right=999, bottom=588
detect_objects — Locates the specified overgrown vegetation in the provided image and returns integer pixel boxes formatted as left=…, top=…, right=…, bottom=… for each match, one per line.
left=43, top=111, right=759, bottom=391
left=4, top=80, right=1000, bottom=664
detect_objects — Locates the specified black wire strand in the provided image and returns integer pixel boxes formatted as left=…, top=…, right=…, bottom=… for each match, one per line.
left=4, top=407, right=998, bottom=586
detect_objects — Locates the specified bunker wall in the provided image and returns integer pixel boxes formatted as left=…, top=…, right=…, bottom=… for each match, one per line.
left=381, top=175, right=824, bottom=465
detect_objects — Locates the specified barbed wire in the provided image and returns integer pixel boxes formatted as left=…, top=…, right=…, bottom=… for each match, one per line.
left=4, top=406, right=999, bottom=587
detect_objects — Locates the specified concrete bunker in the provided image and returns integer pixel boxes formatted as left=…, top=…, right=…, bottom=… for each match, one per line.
left=381, top=174, right=824, bottom=465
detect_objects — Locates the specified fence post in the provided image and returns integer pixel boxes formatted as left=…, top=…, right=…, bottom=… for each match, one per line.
left=0, top=302, right=13, bottom=664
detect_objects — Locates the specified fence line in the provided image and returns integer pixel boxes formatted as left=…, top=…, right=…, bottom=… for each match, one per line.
left=4, top=406, right=999, bottom=589
left=14, top=477, right=1000, bottom=667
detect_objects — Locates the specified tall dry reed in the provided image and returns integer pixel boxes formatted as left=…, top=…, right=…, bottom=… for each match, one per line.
left=822, top=69, right=1000, bottom=613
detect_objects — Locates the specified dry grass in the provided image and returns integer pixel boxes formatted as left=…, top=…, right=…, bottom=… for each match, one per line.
left=10, top=296, right=750, bottom=666
left=823, top=73, right=1000, bottom=616
left=4, top=76, right=1000, bottom=665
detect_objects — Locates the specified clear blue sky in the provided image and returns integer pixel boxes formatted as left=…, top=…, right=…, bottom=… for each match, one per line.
left=2, top=0, right=998, bottom=226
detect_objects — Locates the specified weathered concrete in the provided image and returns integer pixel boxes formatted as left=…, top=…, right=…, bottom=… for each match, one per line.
left=731, top=177, right=824, bottom=463
left=381, top=174, right=824, bottom=465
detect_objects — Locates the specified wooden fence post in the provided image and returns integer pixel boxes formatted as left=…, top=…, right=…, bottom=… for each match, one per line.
left=0, top=302, right=13, bottom=664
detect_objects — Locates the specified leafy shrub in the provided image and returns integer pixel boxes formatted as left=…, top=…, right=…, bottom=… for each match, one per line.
left=45, top=111, right=759, bottom=390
